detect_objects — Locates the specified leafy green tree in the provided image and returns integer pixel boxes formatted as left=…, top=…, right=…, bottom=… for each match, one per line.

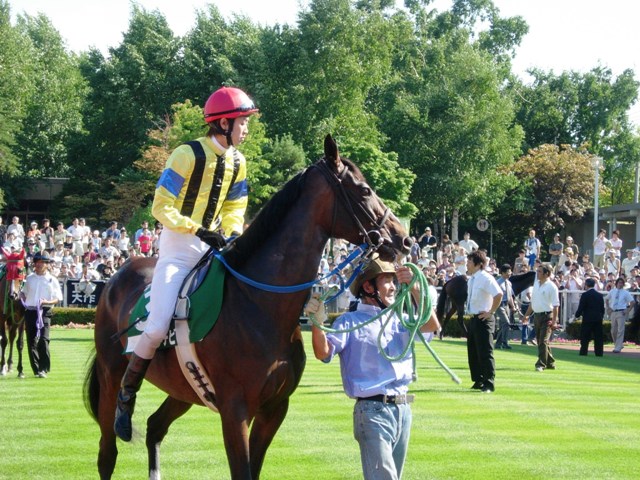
left=340, top=139, right=417, bottom=218
left=12, top=13, right=86, bottom=177
left=504, top=144, right=596, bottom=233
left=248, top=134, right=307, bottom=218
left=72, top=5, right=180, bottom=178
left=376, top=31, right=522, bottom=234
left=176, top=5, right=243, bottom=104
left=0, top=0, right=35, bottom=208
left=513, top=67, right=640, bottom=204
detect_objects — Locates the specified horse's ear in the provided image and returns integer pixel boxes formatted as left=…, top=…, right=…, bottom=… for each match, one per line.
left=324, top=134, right=344, bottom=173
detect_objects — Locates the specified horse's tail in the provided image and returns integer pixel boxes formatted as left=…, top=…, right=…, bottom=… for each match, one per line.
left=436, top=282, right=448, bottom=321
left=83, top=350, right=100, bottom=423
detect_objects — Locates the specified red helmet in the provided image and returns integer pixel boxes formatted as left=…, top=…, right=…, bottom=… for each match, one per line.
left=204, top=86, right=259, bottom=123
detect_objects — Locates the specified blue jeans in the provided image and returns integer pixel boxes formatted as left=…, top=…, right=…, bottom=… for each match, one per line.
left=353, top=399, right=412, bottom=480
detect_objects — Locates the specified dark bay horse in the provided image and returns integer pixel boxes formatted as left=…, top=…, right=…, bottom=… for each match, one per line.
left=436, top=271, right=536, bottom=338
left=0, top=275, right=26, bottom=377
left=83, top=135, right=412, bottom=480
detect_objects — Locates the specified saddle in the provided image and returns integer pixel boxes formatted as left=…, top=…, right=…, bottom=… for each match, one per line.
left=124, top=251, right=226, bottom=412
left=125, top=251, right=226, bottom=354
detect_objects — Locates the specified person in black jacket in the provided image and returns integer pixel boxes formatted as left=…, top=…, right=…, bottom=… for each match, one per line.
left=574, top=277, right=605, bottom=356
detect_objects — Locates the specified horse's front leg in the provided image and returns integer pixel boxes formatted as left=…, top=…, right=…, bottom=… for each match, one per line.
left=146, top=396, right=192, bottom=480
left=0, top=322, right=7, bottom=375
left=249, top=399, right=290, bottom=479
left=219, top=400, right=252, bottom=480
left=15, top=323, right=24, bottom=378
left=6, top=322, right=16, bottom=373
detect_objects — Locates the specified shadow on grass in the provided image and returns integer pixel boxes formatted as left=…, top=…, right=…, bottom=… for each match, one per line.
left=438, top=337, right=640, bottom=375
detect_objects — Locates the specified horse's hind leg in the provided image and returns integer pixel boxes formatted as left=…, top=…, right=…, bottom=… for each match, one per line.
left=95, top=361, right=125, bottom=479
left=249, top=400, right=290, bottom=479
left=456, top=304, right=468, bottom=337
left=146, top=396, right=192, bottom=480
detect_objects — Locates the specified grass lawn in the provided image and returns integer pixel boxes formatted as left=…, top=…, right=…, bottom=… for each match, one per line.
left=0, top=328, right=638, bottom=479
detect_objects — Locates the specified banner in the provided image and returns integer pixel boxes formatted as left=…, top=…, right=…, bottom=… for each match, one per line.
left=63, top=279, right=106, bottom=307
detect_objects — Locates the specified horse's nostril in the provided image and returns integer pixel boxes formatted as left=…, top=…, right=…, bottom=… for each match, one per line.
left=402, top=237, right=413, bottom=252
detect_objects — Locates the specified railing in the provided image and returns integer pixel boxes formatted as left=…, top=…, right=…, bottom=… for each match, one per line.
left=557, top=289, right=638, bottom=327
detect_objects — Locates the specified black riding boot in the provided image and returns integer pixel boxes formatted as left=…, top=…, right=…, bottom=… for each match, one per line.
left=114, top=353, right=151, bottom=441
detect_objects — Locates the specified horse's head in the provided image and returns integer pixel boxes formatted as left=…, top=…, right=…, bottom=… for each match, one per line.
left=316, top=134, right=413, bottom=261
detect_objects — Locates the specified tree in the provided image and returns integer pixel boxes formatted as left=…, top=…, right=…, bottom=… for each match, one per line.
left=505, top=144, right=596, bottom=234
left=12, top=13, right=87, bottom=177
left=72, top=5, right=180, bottom=178
left=513, top=67, right=640, bottom=204
left=0, top=0, right=35, bottom=208
left=376, top=31, right=522, bottom=234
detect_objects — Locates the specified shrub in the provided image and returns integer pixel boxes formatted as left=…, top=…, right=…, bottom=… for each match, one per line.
left=565, top=320, right=637, bottom=342
left=52, top=307, right=96, bottom=326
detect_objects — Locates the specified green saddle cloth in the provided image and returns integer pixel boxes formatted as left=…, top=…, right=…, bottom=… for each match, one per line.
left=126, top=255, right=226, bottom=353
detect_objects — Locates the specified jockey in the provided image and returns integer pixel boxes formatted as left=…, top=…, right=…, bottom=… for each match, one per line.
left=0, top=245, right=26, bottom=298
left=114, top=86, right=259, bottom=442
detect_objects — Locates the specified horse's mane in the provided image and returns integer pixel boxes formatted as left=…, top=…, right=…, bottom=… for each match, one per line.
left=224, top=168, right=308, bottom=268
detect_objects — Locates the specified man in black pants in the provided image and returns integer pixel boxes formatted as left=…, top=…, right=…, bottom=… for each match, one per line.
left=21, top=253, right=63, bottom=378
left=574, top=277, right=605, bottom=356
left=465, top=251, right=503, bottom=393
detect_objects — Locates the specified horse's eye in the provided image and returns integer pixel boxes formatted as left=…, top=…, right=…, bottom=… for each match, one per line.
left=361, top=186, right=371, bottom=196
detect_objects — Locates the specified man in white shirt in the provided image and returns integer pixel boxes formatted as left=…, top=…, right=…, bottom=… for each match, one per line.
left=66, top=218, right=85, bottom=259
left=592, top=229, right=608, bottom=270
left=606, top=278, right=634, bottom=353
left=465, top=250, right=503, bottom=393
left=523, top=264, right=560, bottom=372
left=459, top=232, right=479, bottom=254
left=20, top=253, right=63, bottom=378
left=609, top=229, right=623, bottom=258
left=621, top=249, right=637, bottom=278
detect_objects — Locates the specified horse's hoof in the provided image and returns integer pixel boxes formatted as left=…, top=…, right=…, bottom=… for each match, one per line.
left=17, top=372, right=25, bottom=379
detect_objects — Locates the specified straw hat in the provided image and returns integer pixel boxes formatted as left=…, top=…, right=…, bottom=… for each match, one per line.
left=350, top=258, right=396, bottom=297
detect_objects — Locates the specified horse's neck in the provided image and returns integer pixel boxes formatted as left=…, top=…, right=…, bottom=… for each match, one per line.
left=240, top=197, right=329, bottom=310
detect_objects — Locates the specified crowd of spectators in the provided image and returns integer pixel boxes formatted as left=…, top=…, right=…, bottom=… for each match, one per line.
left=0, top=216, right=162, bottom=284
left=314, top=227, right=640, bottom=332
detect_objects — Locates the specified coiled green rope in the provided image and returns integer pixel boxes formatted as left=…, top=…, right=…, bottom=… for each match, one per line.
left=309, top=262, right=461, bottom=384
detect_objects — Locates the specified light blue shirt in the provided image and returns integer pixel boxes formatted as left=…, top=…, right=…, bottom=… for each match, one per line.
left=325, top=303, right=426, bottom=399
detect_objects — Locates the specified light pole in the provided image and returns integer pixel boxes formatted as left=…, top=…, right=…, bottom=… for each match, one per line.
left=592, top=156, right=602, bottom=243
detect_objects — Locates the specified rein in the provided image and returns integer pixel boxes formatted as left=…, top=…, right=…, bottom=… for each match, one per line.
left=212, top=157, right=390, bottom=296
left=213, top=242, right=372, bottom=294
left=308, top=263, right=461, bottom=384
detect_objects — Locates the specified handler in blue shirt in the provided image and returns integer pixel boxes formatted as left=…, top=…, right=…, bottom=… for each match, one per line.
left=307, top=258, right=439, bottom=480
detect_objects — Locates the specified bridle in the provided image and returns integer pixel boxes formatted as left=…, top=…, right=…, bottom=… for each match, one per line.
left=313, top=158, right=391, bottom=253
left=209, top=157, right=394, bottom=295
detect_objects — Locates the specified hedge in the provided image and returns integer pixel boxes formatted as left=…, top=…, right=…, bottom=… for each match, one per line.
left=564, top=320, right=638, bottom=342
left=50, top=307, right=96, bottom=326
left=49, top=309, right=639, bottom=344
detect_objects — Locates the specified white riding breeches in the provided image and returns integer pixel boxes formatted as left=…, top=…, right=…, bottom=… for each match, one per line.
left=133, top=228, right=210, bottom=359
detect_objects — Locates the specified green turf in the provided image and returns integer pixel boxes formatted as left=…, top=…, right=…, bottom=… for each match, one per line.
left=0, top=329, right=638, bottom=479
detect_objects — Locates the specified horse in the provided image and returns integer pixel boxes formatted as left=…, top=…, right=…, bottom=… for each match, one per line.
left=436, top=271, right=536, bottom=339
left=83, top=134, right=412, bottom=480
left=0, top=275, right=26, bottom=378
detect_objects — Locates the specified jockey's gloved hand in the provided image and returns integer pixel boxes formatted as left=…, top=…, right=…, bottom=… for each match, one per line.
left=195, top=228, right=227, bottom=250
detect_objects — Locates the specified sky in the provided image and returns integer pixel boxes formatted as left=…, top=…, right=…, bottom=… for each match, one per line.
left=8, top=0, right=640, bottom=123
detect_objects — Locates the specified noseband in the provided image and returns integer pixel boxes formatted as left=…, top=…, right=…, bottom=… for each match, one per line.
left=313, top=158, right=391, bottom=253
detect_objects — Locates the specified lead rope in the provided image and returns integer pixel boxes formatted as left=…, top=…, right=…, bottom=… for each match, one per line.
left=309, top=263, right=461, bottom=384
